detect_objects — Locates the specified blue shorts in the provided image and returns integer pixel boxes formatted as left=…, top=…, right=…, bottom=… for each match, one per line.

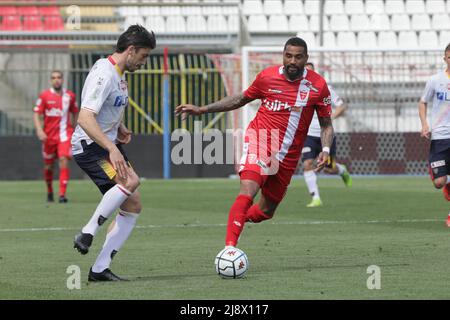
left=74, top=140, right=130, bottom=194
left=301, top=136, right=337, bottom=168
left=429, top=138, right=450, bottom=180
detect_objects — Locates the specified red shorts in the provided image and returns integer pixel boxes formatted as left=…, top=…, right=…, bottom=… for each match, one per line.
left=42, top=139, right=72, bottom=164
left=238, top=139, right=296, bottom=204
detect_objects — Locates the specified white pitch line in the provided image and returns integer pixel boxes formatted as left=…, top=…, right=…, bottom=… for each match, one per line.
left=0, top=218, right=443, bottom=233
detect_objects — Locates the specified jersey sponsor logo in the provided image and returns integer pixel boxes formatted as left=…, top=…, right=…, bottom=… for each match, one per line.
left=436, top=92, right=450, bottom=101
left=262, top=98, right=293, bottom=111
left=268, top=88, right=283, bottom=93
left=430, top=160, right=446, bottom=168
left=45, top=108, right=63, bottom=117
left=113, top=95, right=128, bottom=107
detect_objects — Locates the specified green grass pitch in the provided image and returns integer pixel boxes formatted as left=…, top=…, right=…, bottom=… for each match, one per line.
left=0, top=177, right=448, bottom=299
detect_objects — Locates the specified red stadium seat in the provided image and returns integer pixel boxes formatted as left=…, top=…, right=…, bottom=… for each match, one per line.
left=0, top=15, right=21, bottom=31
left=17, top=6, right=38, bottom=16
left=0, top=6, right=17, bottom=15
left=43, top=15, right=64, bottom=31
left=23, top=15, right=43, bottom=31
left=38, top=6, right=60, bottom=16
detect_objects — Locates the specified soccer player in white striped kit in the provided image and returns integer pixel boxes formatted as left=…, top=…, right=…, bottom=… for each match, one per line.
left=72, top=25, right=156, bottom=281
left=419, top=43, right=450, bottom=227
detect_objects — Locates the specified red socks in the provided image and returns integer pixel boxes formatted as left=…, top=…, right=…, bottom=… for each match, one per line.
left=44, top=168, right=53, bottom=194
left=59, top=167, right=70, bottom=197
left=246, top=204, right=272, bottom=223
left=225, top=194, right=253, bottom=247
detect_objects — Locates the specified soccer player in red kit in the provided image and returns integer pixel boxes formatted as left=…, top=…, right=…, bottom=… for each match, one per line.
left=33, top=70, right=78, bottom=203
left=176, top=37, right=334, bottom=249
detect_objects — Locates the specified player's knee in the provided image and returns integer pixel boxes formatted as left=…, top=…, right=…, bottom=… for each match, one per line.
left=303, top=160, right=314, bottom=171
left=122, top=198, right=142, bottom=214
left=433, top=178, right=446, bottom=189
left=124, top=175, right=140, bottom=192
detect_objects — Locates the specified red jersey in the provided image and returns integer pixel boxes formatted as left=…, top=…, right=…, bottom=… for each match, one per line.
left=34, top=88, right=78, bottom=142
left=243, top=65, right=332, bottom=169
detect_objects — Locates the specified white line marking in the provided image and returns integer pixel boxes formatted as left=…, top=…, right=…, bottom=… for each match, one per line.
left=0, top=219, right=443, bottom=233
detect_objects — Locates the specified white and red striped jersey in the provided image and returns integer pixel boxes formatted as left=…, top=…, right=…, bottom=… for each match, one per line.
left=243, top=65, right=332, bottom=169
left=34, top=88, right=78, bottom=142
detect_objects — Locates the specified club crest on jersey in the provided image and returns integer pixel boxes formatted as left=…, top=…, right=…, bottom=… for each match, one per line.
left=295, top=79, right=311, bottom=107
left=119, top=80, right=127, bottom=92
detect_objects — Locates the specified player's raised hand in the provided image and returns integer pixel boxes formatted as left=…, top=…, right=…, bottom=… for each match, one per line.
left=175, top=104, right=203, bottom=120
left=420, top=123, right=431, bottom=139
left=315, top=151, right=329, bottom=173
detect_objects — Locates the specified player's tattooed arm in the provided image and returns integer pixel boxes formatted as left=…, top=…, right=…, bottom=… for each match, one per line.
left=315, top=115, right=334, bottom=172
left=175, top=93, right=253, bottom=118
left=318, top=116, right=334, bottom=149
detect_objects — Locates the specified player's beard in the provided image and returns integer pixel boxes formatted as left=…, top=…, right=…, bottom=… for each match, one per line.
left=285, top=65, right=302, bottom=81
left=52, top=84, right=62, bottom=92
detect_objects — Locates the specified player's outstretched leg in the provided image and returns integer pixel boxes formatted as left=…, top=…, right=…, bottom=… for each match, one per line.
left=74, top=184, right=133, bottom=255
left=89, top=191, right=141, bottom=282
left=304, top=170, right=322, bottom=207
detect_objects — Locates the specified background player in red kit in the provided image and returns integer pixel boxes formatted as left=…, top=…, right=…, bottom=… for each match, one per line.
left=176, top=37, right=334, bottom=249
left=33, top=70, right=78, bottom=203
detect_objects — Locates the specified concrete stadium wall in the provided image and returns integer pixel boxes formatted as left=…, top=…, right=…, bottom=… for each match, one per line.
left=0, top=132, right=430, bottom=181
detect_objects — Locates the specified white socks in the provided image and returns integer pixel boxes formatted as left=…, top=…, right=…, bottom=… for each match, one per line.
left=82, top=184, right=132, bottom=236
left=92, top=210, right=139, bottom=273
left=336, top=163, right=346, bottom=175
left=304, top=170, right=320, bottom=199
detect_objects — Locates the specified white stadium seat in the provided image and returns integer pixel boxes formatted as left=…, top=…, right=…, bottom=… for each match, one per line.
left=268, top=14, right=288, bottom=32
left=141, top=6, right=160, bottom=16
left=357, top=31, right=377, bottom=48
left=385, top=0, right=405, bottom=14
left=350, top=14, right=370, bottom=31
left=296, top=31, right=316, bottom=47
left=368, top=14, right=390, bottom=31
left=411, top=14, right=431, bottom=30
left=329, top=15, right=349, bottom=31
left=378, top=31, right=398, bottom=48
left=181, top=6, right=202, bottom=15
left=440, top=31, right=450, bottom=47
left=207, top=15, right=228, bottom=32
left=303, top=0, right=320, bottom=15
left=247, top=14, right=268, bottom=32
left=165, top=16, right=186, bottom=32
left=432, top=14, right=450, bottom=30
left=242, top=0, right=263, bottom=15
left=323, top=31, right=336, bottom=48
left=425, top=0, right=446, bottom=13
left=398, top=31, right=419, bottom=48
left=186, top=15, right=207, bottom=32
left=202, top=5, right=223, bottom=15
left=283, top=0, right=303, bottom=15
left=161, top=6, right=181, bottom=16
left=309, top=15, right=329, bottom=32
left=365, top=0, right=384, bottom=14
left=344, top=0, right=365, bottom=14
left=289, top=15, right=309, bottom=32
left=324, top=0, right=344, bottom=15
left=405, top=0, right=425, bottom=14
left=337, top=31, right=357, bottom=48
left=227, top=14, right=239, bottom=32
left=145, top=16, right=165, bottom=32
left=391, top=14, right=411, bottom=31
left=418, top=31, right=439, bottom=48
left=263, top=0, right=283, bottom=15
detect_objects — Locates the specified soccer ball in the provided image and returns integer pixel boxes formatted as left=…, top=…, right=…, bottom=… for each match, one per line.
left=214, top=247, right=249, bottom=279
